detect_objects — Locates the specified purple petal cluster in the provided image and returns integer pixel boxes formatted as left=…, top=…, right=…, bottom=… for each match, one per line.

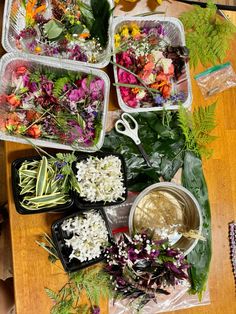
left=105, top=230, right=190, bottom=301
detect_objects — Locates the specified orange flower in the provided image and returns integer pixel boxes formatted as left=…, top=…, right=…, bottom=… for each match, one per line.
left=26, top=0, right=47, bottom=26
left=160, top=84, right=171, bottom=98
left=27, top=124, right=41, bottom=138
left=16, top=66, right=27, bottom=76
left=131, top=87, right=140, bottom=94
left=79, top=33, right=90, bottom=39
left=26, top=110, right=40, bottom=122
left=6, top=94, right=21, bottom=107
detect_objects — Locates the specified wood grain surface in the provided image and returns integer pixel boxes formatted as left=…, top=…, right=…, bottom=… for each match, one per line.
left=2, top=0, right=236, bottom=313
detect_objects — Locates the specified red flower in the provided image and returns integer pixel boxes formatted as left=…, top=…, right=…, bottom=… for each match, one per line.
left=27, top=125, right=41, bottom=138
left=6, top=94, right=21, bottom=107
left=16, top=66, right=27, bottom=76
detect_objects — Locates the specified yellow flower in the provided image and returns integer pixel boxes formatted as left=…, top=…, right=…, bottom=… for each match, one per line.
left=34, top=46, right=42, bottom=53
left=120, top=26, right=130, bottom=38
left=156, top=0, right=163, bottom=4
left=114, top=34, right=121, bottom=48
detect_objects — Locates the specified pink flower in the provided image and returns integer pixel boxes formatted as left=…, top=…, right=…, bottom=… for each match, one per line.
left=69, top=89, right=85, bottom=101
left=89, top=79, right=104, bottom=100
left=118, top=69, right=137, bottom=85
left=120, top=87, right=138, bottom=108
left=116, top=52, right=133, bottom=68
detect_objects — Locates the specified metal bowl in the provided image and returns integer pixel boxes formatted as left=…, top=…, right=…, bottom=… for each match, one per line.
left=129, top=182, right=202, bottom=256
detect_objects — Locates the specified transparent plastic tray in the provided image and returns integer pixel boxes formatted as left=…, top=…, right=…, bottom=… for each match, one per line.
left=2, top=0, right=114, bottom=69
left=112, top=16, right=192, bottom=112
left=0, top=52, right=110, bottom=152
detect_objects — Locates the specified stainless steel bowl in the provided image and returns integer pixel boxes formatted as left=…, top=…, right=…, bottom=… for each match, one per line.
left=129, top=182, right=203, bottom=256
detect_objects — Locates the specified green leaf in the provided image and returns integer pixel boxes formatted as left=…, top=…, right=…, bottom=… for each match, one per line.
left=24, top=192, right=66, bottom=204
left=103, top=112, right=185, bottom=191
left=36, top=156, right=48, bottom=196
left=182, top=151, right=212, bottom=299
left=44, top=19, right=64, bottom=40
left=78, top=1, right=95, bottom=30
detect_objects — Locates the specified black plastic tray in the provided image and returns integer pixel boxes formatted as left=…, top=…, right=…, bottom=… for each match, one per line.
left=12, top=156, right=74, bottom=215
left=72, top=152, right=128, bottom=209
left=51, top=208, right=112, bottom=272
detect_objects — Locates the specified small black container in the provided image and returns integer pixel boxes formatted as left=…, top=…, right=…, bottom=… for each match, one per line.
left=12, top=156, right=74, bottom=215
left=72, top=152, right=128, bottom=209
left=51, top=208, right=112, bottom=272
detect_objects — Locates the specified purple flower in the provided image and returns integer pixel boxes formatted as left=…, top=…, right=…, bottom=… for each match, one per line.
left=92, top=307, right=100, bottom=314
left=55, top=161, right=67, bottom=168
left=69, top=45, right=87, bottom=62
left=154, top=95, right=164, bottom=106
left=128, top=248, right=138, bottom=261
left=19, top=27, right=37, bottom=39
left=23, top=74, right=38, bottom=92
left=42, top=81, right=53, bottom=96
left=26, top=40, right=37, bottom=52
left=69, top=89, right=85, bottom=101
left=55, top=174, right=64, bottom=180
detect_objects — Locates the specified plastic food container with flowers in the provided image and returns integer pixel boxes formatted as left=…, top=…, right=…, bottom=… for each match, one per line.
left=0, top=52, right=110, bottom=151
left=2, top=0, right=113, bottom=68
left=112, top=16, right=192, bottom=112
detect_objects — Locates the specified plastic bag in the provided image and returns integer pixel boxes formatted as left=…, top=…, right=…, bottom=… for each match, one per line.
left=195, top=62, right=236, bottom=98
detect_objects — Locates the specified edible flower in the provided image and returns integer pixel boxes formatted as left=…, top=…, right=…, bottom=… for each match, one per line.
left=16, top=66, right=27, bottom=76
left=114, top=34, right=121, bottom=48
left=25, top=0, right=47, bottom=27
left=27, top=124, right=41, bottom=138
left=6, top=94, right=21, bottom=107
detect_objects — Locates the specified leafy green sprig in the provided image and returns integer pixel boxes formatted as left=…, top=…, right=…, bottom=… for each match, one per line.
left=180, top=0, right=236, bottom=68
left=37, top=234, right=112, bottom=314
left=178, top=103, right=217, bottom=158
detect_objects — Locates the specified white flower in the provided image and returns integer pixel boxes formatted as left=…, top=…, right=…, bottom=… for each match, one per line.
left=61, top=211, right=108, bottom=263
left=76, top=156, right=125, bottom=203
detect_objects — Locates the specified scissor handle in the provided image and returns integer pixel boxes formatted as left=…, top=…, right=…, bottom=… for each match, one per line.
left=115, top=113, right=140, bottom=145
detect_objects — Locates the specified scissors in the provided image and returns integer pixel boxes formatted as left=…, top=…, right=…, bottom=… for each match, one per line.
left=115, top=113, right=152, bottom=168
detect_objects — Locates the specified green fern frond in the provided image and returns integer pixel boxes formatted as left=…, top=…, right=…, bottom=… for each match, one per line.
left=45, top=288, right=59, bottom=302
left=180, top=0, right=236, bottom=67
left=53, top=77, right=70, bottom=98
left=178, top=103, right=217, bottom=158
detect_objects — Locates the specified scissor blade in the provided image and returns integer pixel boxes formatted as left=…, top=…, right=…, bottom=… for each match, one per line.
left=137, top=144, right=152, bottom=168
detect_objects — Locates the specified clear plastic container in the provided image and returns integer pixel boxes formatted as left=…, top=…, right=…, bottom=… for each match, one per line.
left=112, top=16, right=192, bottom=112
left=0, top=52, right=110, bottom=151
left=2, top=0, right=114, bottom=69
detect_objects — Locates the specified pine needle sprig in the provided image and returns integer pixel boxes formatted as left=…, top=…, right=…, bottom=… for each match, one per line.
left=178, top=102, right=217, bottom=158
left=180, top=0, right=236, bottom=68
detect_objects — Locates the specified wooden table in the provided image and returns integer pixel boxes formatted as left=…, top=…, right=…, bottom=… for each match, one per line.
left=2, top=1, right=236, bottom=313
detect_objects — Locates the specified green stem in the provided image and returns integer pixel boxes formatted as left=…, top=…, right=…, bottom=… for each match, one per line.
left=113, top=82, right=160, bottom=94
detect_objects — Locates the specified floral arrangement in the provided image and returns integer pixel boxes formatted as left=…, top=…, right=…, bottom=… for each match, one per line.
left=61, top=210, right=109, bottom=262
left=15, top=0, right=112, bottom=63
left=0, top=65, right=105, bottom=148
left=105, top=230, right=190, bottom=308
left=114, top=23, right=189, bottom=109
left=75, top=155, right=126, bottom=202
